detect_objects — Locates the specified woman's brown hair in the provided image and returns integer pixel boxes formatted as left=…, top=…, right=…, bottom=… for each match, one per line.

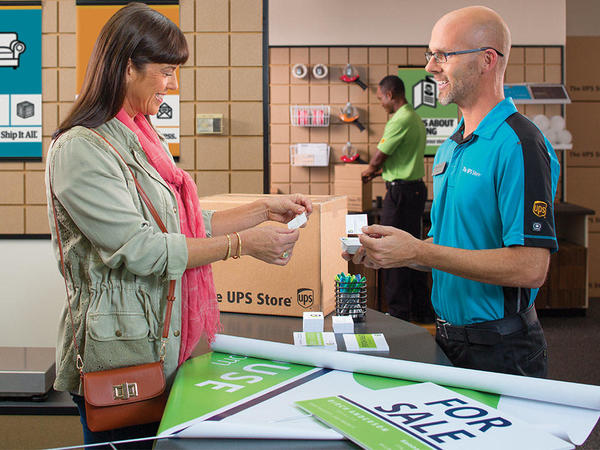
left=53, top=2, right=188, bottom=138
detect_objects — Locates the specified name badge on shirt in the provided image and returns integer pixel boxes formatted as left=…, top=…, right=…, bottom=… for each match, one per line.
left=432, top=161, right=447, bottom=176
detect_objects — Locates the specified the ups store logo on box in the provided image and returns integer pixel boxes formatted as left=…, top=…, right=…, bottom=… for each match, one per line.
left=297, top=288, right=314, bottom=308
left=216, top=288, right=315, bottom=310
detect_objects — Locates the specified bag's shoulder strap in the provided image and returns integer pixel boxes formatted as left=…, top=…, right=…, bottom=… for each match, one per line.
left=48, top=142, right=84, bottom=373
left=88, top=129, right=176, bottom=344
left=48, top=128, right=178, bottom=372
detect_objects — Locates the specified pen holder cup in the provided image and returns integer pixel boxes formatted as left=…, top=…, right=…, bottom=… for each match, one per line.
left=335, top=279, right=367, bottom=322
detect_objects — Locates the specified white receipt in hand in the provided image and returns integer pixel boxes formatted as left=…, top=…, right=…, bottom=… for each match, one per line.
left=287, top=212, right=307, bottom=230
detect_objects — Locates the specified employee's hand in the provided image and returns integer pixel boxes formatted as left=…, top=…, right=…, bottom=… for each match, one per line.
left=357, top=224, right=421, bottom=269
left=361, top=165, right=382, bottom=183
left=263, top=194, right=313, bottom=225
left=241, top=226, right=300, bottom=266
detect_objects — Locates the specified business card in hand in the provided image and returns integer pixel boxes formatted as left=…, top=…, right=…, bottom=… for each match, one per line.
left=345, top=214, right=368, bottom=235
left=340, top=237, right=361, bottom=254
left=287, top=212, right=307, bottom=230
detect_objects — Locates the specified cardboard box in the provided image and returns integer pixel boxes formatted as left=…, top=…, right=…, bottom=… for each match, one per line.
left=566, top=167, right=600, bottom=232
left=200, top=194, right=347, bottom=317
left=333, top=164, right=372, bottom=212
left=566, top=37, right=600, bottom=102
left=537, top=240, right=587, bottom=309
left=589, top=232, right=600, bottom=298
left=566, top=102, right=600, bottom=167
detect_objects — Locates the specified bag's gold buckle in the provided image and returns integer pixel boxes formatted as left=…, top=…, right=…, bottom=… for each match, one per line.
left=113, top=382, right=138, bottom=400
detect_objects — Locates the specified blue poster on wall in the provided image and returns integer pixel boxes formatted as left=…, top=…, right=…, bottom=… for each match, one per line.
left=0, top=1, right=42, bottom=160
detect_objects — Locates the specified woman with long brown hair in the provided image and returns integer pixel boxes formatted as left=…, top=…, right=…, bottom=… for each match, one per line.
left=46, top=3, right=310, bottom=446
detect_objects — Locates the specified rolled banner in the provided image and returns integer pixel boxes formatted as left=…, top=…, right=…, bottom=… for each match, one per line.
left=211, top=334, right=600, bottom=411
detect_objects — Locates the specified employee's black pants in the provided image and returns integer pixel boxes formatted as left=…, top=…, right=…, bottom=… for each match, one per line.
left=381, top=179, right=433, bottom=322
left=435, top=306, right=548, bottom=377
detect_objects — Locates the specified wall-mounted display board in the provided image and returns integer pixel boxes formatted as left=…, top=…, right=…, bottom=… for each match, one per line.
left=504, top=83, right=571, bottom=104
left=75, top=0, right=181, bottom=157
left=398, top=68, right=458, bottom=156
left=0, top=1, right=42, bottom=161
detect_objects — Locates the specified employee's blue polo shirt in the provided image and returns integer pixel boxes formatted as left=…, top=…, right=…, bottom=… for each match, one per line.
left=428, top=98, right=560, bottom=326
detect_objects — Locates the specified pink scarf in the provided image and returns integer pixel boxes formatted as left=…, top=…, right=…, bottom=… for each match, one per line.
left=116, top=109, right=221, bottom=365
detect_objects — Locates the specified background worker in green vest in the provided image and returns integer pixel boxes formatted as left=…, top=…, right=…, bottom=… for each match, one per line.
left=361, top=75, right=435, bottom=323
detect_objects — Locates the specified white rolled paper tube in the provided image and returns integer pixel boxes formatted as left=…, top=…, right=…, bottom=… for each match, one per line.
left=211, top=334, right=600, bottom=411
left=557, top=129, right=573, bottom=144
left=549, top=115, right=566, bottom=131
left=532, top=114, right=550, bottom=131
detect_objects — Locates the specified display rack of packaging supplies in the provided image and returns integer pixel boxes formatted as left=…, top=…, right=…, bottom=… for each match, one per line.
left=290, top=105, right=330, bottom=127
left=290, top=143, right=330, bottom=166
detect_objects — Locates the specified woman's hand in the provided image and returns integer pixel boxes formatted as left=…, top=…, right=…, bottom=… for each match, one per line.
left=241, top=226, right=300, bottom=266
left=263, top=194, right=313, bottom=225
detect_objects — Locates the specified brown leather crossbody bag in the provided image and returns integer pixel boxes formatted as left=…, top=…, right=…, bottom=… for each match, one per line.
left=49, top=129, right=177, bottom=432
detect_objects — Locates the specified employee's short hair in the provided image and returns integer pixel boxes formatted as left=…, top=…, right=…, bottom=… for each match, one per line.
left=379, top=75, right=405, bottom=100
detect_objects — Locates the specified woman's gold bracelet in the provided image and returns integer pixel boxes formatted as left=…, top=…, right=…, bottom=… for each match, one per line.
left=232, top=231, right=242, bottom=259
left=223, top=233, right=231, bottom=260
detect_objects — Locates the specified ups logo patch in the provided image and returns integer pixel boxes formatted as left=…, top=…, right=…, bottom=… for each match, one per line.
left=532, top=201, right=547, bottom=218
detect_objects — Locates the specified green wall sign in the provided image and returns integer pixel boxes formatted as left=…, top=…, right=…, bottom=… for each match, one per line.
left=398, top=68, right=459, bottom=156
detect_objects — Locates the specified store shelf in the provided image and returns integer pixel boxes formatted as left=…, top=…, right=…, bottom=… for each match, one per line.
left=290, top=105, right=330, bottom=127
left=505, top=83, right=571, bottom=104
left=553, top=144, right=573, bottom=150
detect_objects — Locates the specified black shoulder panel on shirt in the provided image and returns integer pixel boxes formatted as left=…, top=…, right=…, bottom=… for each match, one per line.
left=505, top=112, right=557, bottom=250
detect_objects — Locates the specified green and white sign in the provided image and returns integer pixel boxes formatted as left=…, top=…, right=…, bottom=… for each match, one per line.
left=296, top=383, right=573, bottom=450
left=297, top=395, right=432, bottom=449
left=156, top=350, right=597, bottom=445
left=399, top=68, right=459, bottom=156
left=158, top=352, right=318, bottom=435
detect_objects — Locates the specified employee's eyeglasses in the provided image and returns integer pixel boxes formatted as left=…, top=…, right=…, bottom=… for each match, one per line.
left=425, top=47, right=504, bottom=64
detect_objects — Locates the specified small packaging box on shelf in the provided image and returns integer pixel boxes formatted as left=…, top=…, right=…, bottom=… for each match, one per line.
left=333, top=164, right=372, bottom=212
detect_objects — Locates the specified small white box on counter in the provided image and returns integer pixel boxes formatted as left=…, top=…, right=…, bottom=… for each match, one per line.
left=303, top=311, right=324, bottom=332
left=332, top=315, right=354, bottom=334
